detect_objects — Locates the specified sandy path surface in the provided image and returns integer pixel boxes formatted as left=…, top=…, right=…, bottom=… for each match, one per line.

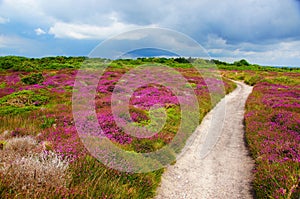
left=155, top=81, right=254, bottom=199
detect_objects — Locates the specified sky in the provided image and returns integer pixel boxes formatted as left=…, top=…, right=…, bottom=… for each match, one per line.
left=1, top=0, right=300, bottom=66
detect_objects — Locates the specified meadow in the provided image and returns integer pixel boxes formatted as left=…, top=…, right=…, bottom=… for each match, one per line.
left=0, top=56, right=299, bottom=198
left=0, top=56, right=235, bottom=198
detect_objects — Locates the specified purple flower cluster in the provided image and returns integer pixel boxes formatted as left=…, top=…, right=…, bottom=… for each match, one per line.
left=2, top=67, right=232, bottom=164
left=245, top=81, right=300, bottom=198
left=42, top=70, right=76, bottom=88
left=37, top=105, right=87, bottom=161
left=0, top=72, right=20, bottom=97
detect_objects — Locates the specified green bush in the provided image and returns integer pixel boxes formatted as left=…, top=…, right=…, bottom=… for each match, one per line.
left=234, top=59, right=250, bottom=66
left=0, top=82, right=6, bottom=88
left=244, top=75, right=263, bottom=86
left=0, top=90, right=49, bottom=115
left=174, top=57, right=190, bottom=63
left=21, top=73, right=44, bottom=85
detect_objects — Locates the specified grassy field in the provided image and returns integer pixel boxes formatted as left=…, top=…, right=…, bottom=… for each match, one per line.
left=0, top=56, right=236, bottom=198
left=0, top=56, right=299, bottom=198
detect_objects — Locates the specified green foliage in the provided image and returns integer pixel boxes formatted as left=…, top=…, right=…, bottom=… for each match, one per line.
left=244, top=75, right=264, bottom=86
left=21, top=73, right=44, bottom=85
left=0, top=56, right=28, bottom=70
left=0, top=90, right=49, bottom=115
left=0, top=82, right=6, bottom=88
left=0, top=106, right=39, bottom=116
left=215, top=57, right=300, bottom=72
left=184, top=82, right=197, bottom=88
left=0, top=56, right=299, bottom=72
left=264, top=76, right=299, bottom=85
left=0, top=56, right=86, bottom=71
left=40, top=116, right=55, bottom=129
left=234, top=59, right=250, bottom=66
left=0, top=90, right=48, bottom=106
left=174, top=57, right=190, bottom=63
left=212, top=59, right=229, bottom=66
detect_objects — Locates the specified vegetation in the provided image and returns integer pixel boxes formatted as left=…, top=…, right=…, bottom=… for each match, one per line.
left=0, top=56, right=236, bottom=198
left=21, top=73, right=44, bottom=85
left=222, top=69, right=300, bottom=198
left=0, top=56, right=85, bottom=71
left=216, top=59, right=300, bottom=72
left=0, top=56, right=299, bottom=198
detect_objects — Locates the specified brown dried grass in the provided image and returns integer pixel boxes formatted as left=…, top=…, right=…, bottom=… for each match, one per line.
left=0, top=136, right=70, bottom=198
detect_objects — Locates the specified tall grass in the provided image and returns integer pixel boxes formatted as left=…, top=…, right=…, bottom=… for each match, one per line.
left=0, top=114, right=42, bottom=136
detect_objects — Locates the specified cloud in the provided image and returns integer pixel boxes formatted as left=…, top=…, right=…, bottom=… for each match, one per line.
left=2, top=0, right=300, bottom=43
left=208, top=39, right=300, bottom=66
left=157, top=0, right=300, bottom=44
left=0, top=16, right=9, bottom=24
left=49, top=20, right=156, bottom=40
left=0, top=0, right=300, bottom=66
left=0, top=0, right=48, bottom=25
left=35, top=28, right=46, bottom=35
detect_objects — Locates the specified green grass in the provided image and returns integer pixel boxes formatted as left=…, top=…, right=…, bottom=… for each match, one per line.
left=67, top=155, right=164, bottom=199
left=3, top=56, right=296, bottom=198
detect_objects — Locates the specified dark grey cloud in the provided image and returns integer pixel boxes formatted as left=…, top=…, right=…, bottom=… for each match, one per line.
left=0, top=0, right=300, bottom=66
left=160, top=0, right=300, bottom=44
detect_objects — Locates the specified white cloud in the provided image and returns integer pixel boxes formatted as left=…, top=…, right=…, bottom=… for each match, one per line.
left=49, top=21, right=155, bottom=40
left=0, top=16, right=9, bottom=24
left=0, top=0, right=55, bottom=26
left=206, top=35, right=228, bottom=49
left=208, top=40, right=300, bottom=66
left=35, top=28, right=46, bottom=35
left=114, top=31, right=150, bottom=41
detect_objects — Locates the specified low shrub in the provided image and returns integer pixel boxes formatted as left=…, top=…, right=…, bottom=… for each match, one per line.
left=244, top=74, right=264, bottom=86
left=0, top=90, right=49, bottom=115
left=4, top=136, right=37, bottom=155
left=0, top=151, right=70, bottom=197
left=21, top=73, right=44, bottom=85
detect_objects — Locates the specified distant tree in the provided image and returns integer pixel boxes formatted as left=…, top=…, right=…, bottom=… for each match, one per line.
left=157, top=57, right=168, bottom=63
left=234, top=59, right=250, bottom=66
left=211, top=59, right=228, bottom=65
left=174, top=57, right=189, bottom=63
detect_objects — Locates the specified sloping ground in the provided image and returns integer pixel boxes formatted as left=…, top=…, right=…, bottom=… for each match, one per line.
left=155, top=81, right=254, bottom=199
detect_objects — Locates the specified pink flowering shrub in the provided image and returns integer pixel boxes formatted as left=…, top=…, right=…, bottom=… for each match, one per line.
left=0, top=64, right=236, bottom=198
left=245, top=81, right=300, bottom=198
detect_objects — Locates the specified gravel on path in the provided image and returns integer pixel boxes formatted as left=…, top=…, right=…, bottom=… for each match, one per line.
left=155, top=81, right=254, bottom=199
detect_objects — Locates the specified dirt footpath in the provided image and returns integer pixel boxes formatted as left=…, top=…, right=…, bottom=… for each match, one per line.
left=155, top=81, right=254, bottom=199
